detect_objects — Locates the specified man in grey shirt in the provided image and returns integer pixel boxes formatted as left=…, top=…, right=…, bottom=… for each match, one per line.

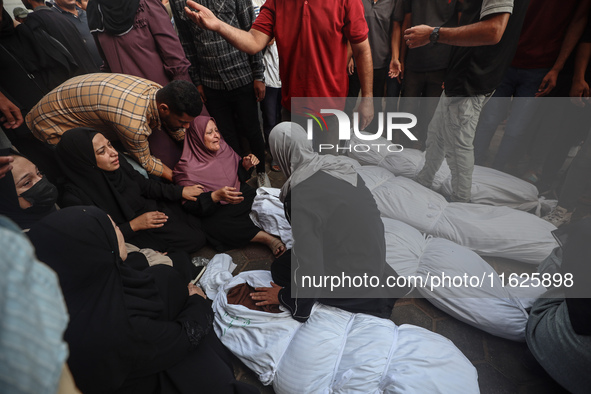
left=404, top=0, right=528, bottom=203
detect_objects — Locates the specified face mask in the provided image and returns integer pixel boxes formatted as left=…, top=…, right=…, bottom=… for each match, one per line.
left=19, top=176, right=58, bottom=210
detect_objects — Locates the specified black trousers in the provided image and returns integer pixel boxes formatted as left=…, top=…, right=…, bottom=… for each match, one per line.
left=203, top=84, right=266, bottom=172
left=346, top=67, right=388, bottom=135
left=399, top=69, right=446, bottom=143
left=129, top=201, right=206, bottom=255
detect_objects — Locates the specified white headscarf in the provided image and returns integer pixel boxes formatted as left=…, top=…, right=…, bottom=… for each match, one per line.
left=269, top=122, right=359, bottom=201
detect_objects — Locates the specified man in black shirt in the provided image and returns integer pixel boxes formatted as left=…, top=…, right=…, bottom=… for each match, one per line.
left=404, top=0, right=528, bottom=202
left=399, top=0, right=460, bottom=147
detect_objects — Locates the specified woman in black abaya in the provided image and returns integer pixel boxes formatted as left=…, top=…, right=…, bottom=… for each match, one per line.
left=55, top=127, right=206, bottom=253
left=173, top=116, right=285, bottom=254
left=28, top=206, right=257, bottom=394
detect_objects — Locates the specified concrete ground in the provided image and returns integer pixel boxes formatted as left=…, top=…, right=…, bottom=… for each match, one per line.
left=191, top=154, right=578, bottom=393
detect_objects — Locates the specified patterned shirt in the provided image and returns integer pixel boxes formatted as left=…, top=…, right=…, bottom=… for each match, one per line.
left=169, top=0, right=264, bottom=90
left=25, top=73, right=176, bottom=177
left=0, top=216, right=69, bottom=394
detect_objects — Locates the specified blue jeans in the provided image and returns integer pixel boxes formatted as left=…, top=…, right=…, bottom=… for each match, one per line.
left=473, top=67, right=549, bottom=169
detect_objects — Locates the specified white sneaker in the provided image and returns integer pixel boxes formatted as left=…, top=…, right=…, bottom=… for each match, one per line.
left=542, top=206, right=572, bottom=227
left=257, top=172, right=271, bottom=188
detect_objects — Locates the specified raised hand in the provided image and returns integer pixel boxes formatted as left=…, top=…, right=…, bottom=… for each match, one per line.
left=185, top=1, right=221, bottom=32
left=242, top=154, right=259, bottom=170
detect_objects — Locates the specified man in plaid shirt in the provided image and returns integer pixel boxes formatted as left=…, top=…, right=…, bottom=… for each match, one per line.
left=169, top=0, right=271, bottom=188
left=25, top=73, right=202, bottom=181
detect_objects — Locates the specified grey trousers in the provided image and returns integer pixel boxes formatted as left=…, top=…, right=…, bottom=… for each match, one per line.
left=558, top=127, right=591, bottom=211
left=416, top=92, right=489, bottom=202
left=526, top=287, right=591, bottom=394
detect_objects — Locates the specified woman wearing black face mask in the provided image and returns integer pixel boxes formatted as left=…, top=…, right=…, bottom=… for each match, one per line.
left=0, top=148, right=58, bottom=230
left=0, top=148, right=198, bottom=281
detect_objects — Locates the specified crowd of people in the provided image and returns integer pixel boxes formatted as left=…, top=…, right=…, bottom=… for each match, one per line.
left=1, top=0, right=590, bottom=393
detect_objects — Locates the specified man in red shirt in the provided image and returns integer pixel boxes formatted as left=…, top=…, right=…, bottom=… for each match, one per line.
left=184, top=0, right=374, bottom=153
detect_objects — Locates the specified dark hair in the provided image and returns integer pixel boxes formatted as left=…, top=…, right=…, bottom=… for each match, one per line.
left=156, top=80, right=202, bottom=117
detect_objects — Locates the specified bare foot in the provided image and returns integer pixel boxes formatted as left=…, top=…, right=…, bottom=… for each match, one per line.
left=270, top=237, right=286, bottom=257
left=252, top=231, right=286, bottom=257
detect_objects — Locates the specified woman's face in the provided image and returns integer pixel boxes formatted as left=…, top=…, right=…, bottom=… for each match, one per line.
left=203, top=120, right=221, bottom=152
left=92, top=133, right=120, bottom=171
left=11, top=155, right=43, bottom=209
left=108, top=216, right=128, bottom=261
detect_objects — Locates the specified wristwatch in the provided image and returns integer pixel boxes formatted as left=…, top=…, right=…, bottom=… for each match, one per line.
left=430, top=27, right=441, bottom=45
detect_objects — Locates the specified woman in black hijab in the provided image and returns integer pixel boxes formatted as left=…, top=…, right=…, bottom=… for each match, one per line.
left=87, top=0, right=141, bottom=35
left=55, top=127, right=206, bottom=253
left=0, top=148, right=58, bottom=230
left=28, top=206, right=257, bottom=394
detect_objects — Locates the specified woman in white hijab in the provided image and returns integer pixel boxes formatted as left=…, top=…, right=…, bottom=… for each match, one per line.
left=250, top=122, right=407, bottom=322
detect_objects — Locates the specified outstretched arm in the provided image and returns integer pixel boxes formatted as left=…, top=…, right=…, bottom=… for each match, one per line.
left=404, top=12, right=510, bottom=49
left=184, top=0, right=271, bottom=55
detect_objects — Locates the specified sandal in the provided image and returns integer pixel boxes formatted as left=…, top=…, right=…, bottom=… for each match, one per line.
left=522, top=171, right=539, bottom=184
left=270, top=238, right=286, bottom=258
left=271, top=160, right=281, bottom=172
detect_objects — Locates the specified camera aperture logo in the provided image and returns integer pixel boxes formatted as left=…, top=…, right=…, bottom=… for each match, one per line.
left=304, top=108, right=418, bottom=153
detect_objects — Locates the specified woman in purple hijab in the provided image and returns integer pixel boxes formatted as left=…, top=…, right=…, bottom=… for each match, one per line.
left=174, top=116, right=286, bottom=255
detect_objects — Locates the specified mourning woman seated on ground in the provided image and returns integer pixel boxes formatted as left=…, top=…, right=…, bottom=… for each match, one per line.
left=0, top=148, right=58, bottom=230
left=249, top=122, right=405, bottom=321
left=55, top=127, right=207, bottom=254
left=28, top=206, right=257, bottom=394
left=173, top=116, right=285, bottom=256
left=0, top=146, right=198, bottom=278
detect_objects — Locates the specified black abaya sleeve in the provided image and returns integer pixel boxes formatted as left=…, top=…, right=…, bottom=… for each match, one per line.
left=237, top=159, right=254, bottom=183
left=122, top=158, right=184, bottom=202
left=129, top=295, right=214, bottom=375
left=182, top=192, right=218, bottom=217
left=119, top=221, right=136, bottom=240
left=60, top=183, right=138, bottom=240
left=278, top=173, right=399, bottom=322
